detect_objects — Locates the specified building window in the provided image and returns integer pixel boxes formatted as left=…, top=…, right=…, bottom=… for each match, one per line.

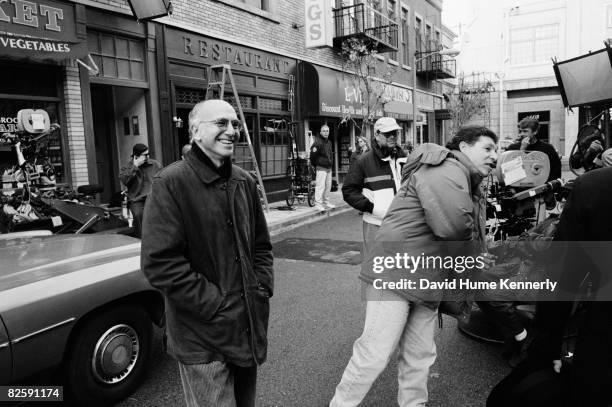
left=88, top=31, right=146, bottom=82
left=401, top=6, right=410, bottom=66
left=415, top=15, right=422, bottom=53
left=510, top=24, right=559, bottom=65
left=240, top=0, right=267, bottom=9
left=259, top=117, right=289, bottom=177
left=387, top=0, right=398, bottom=61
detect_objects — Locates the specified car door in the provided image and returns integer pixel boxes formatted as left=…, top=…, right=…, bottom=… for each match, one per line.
left=0, top=315, right=12, bottom=383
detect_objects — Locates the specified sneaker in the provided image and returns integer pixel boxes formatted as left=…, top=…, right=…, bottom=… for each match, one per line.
left=325, top=203, right=336, bottom=209
left=315, top=204, right=327, bottom=212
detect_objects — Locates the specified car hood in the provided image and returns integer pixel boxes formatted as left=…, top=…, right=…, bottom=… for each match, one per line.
left=0, top=234, right=141, bottom=291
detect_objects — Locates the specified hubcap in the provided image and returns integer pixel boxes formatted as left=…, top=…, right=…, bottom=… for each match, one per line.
left=91, top=324, right=140, bottom=384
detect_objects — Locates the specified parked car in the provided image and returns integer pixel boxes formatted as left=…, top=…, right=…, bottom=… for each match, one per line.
left=0, top=233, right=163, bottom=406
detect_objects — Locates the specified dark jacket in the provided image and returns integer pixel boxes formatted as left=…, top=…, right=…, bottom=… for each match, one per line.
left=141, top=146, right=273, bottom=367
left=119, top=159, right=162, bottom=202
left=507, top=139, right=561, bottom=181
left=349, top=147, right=368, bottom=166
left=529, top=168, right=612, bottom=407
left=361, top=143, right=486, bottom=305
left=310, top=136, right=333, bottom=169
left=342, top=142, right=407, bottom=225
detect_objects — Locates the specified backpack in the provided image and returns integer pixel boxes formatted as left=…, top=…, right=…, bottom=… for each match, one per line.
left=399, top=147, right=475, bottom=324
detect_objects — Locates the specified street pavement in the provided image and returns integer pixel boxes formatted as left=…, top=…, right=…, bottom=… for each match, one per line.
left=116, top=211, right=511, bottom=407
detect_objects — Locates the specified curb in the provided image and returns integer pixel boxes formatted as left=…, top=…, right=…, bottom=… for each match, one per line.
left=268, top=205, right=352, bottom=236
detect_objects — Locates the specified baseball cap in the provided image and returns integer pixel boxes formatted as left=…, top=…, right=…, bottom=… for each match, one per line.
left=132, top=143, right=148, bottom=156
left=374, top=117, right=401, bottom=133
left=602, top=148, right=612, bottom=168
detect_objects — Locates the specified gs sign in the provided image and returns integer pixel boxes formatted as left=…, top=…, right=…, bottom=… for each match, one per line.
left=304, top=0, right=332, bottom=48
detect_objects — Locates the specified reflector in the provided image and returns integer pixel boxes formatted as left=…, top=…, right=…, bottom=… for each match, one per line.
left=127, top=0, right=171, bottom=21
left=553, top=44, right=612, bottom=107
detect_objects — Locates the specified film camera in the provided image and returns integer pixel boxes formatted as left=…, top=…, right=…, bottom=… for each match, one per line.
left=0, top=109, right=59, bottom=188
left=487, top=150, right=570, bottom=240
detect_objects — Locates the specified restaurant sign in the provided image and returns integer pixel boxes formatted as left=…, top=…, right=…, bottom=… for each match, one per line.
left=166, top=28, right=296, bottom=80
left=0, top=0, right=87, bottom=62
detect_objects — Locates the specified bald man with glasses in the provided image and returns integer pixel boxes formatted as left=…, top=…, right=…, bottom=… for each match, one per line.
left=141, top=100, right=273, bottom=407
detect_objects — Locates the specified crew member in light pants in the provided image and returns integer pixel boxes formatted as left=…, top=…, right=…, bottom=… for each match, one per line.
left=332, top=126, right=498, bottom=407
left=310, top=124, right=335, bottom=211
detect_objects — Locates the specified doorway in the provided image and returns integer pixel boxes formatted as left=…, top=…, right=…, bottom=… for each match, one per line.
left=91, top=85, right=118, bottom=203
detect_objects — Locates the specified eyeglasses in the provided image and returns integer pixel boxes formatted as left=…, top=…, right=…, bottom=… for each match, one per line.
left=201, top=118, right=243, bottom=131
left=378, top=130, right=398, bottom=138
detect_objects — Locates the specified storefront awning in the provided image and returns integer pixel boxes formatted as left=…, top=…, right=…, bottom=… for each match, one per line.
left=0, top=0, right=88, bottom=63
left=299, top=62, right=413, bottom=120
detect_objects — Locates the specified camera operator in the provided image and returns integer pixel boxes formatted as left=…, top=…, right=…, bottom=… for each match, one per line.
left=507, top=117, right=561, bottom=221
left=569, top=125, right=606, bottom=172
left=507, top=117, right=561, bottom=182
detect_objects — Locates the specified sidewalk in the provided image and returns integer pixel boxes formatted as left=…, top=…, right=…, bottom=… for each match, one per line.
left=264, top=189, right=351, bottom=236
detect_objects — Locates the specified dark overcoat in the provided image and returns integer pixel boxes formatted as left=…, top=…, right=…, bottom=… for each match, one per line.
left=141, top=148, right=273, bottom=367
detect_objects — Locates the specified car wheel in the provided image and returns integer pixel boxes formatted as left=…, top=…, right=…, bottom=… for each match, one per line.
left=65, top=305, right=153, bottom=406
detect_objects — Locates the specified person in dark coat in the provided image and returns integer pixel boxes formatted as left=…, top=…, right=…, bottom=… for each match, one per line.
left=119, top=143, right=162, bottom=238
left=141, top=99, right=273, bottom=407
left=310, top=124, right=334, bottom=211
left=349, top=136, right=370, bottom=166
left=488, top=167, right=612, bottom=407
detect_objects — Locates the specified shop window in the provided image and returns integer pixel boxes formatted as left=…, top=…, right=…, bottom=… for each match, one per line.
left=258, top=98, right=288, bottom=112
left=227, top=95, right=255, bottom=110
left=175, top=88, right=205, bottom=105
left=232, top=114, right=256, bottom=172
left=0, top=100, right=65, bottom=182
left=88, top=31, right=146, bottom=82
left=339, top=131, right=352, bottom=173
left=0, top=64, right=59, bottom=98
left=259, top=117, right=289, bottom=177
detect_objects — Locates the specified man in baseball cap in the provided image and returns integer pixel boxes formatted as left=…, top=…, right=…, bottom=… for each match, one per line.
left=342, top=116, right=407, bottom=248
left=119, top=142, right=162, bottom=238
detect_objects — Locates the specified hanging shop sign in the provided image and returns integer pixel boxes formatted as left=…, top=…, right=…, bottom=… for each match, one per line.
left=166, top=28, right=296, bottom=80
left=0, top=0, right=87, bottom=62
left=414, top=90, right=442, bottom=110
left=518, top=111, right=550, bottom=122
left=304, top=0, right=333, bottom=48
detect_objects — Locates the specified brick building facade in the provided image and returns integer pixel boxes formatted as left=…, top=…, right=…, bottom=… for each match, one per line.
left=1, top=0, right=453, bottom=203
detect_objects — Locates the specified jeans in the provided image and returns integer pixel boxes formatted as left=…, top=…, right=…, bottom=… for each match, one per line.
left=330, top=286, right=438, bottom=407
left=130, top=200, right=145, bottom=239
left=178, top=361, right=257, bottom=407
left=315, top=168, right=332, bottom=205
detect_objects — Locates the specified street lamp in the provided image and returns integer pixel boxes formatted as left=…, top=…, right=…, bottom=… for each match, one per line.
left=412, top=48, right=460, bottom=146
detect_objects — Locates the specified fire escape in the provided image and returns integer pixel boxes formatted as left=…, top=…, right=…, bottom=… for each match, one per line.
left=332, top=1, right=399, bottom=53
left=415, top=34, right=456, bottom=79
